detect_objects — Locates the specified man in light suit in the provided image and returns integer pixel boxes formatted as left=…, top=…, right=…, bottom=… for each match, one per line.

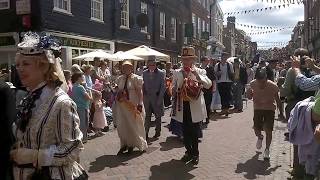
left=172, top=47, right=212, bottom=165
left=143, top=56, right=166, bottom=139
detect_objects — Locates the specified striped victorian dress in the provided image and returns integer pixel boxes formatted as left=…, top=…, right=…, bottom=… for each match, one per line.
left=13, top=86, right=86, bottom=180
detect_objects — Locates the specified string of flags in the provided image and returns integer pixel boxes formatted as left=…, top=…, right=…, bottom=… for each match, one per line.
left=224, top=1, right=303, bottom=16
left=254, top=0, right=303, bottom=4
left=235, top=22, right=294, bottom=30
left=246, top=27, right=293, bottom=35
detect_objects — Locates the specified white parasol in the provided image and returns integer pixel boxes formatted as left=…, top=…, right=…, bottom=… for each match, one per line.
left=109, top=51, right=143, bottom=61
left=125, top=45, right=170, bottom=62
left=73, top=49, right=113, bottom=61
left=227, top=57, right=242, bottom=64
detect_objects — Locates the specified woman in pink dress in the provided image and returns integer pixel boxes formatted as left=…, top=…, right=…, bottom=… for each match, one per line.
left=92, top=91, right=108, bottom=136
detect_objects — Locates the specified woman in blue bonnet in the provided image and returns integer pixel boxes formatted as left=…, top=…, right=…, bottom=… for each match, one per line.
left=10, top=32, right=87, bottom=180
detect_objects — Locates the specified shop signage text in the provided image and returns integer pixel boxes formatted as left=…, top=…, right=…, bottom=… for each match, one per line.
left=54, top=36, right=111, bottom=50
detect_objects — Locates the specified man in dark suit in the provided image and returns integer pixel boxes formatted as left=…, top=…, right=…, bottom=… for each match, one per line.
left=200, top=56, right=215, bottom=124
left=0, top=81, right=15, bottom=180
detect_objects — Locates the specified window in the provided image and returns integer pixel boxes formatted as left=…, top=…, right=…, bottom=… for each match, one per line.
left=120, top=0, right=129, bottom=29
left=198, top=18, right=201, bottom=37
left=192, top=13, right=197, bottom=38
left=0, top=0, right=9, bottom=10
left=206, top=23, right=209, bottom=32
left=140, top=2, right=147, bottom=33
left=91, top=0, right=103, bottom=21
left=170, top=17, right=177, bottom=41
left=53, top=0, right=71, bottom=14
left=202, top=20, right=205, bottom=32
left=160, top=12, right=166, bottom=38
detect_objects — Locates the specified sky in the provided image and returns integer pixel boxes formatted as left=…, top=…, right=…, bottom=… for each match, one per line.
left=218, top=0, right=304, bottom=49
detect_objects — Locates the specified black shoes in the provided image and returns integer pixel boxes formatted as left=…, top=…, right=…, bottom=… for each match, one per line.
left=180, top=154, right=193, bottom=162
left=117, top=146, right=135, bottom=155
left=153, top=132, right=161, bottom=138
left=117, top=146, right=128, bottom=155
left=180, top=154, right=199, bottom=165
left=191, top=156, right=199, bottom=165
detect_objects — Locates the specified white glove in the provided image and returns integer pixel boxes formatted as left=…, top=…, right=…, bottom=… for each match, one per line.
left=10, top=148, right=38, bottom=165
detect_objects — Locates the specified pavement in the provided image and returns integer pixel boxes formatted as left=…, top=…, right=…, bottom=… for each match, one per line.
left=80, top=101, right=292, bottom=180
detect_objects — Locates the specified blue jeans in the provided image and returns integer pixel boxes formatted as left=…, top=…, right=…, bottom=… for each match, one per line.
left=77, top=108, right=89, bottom=141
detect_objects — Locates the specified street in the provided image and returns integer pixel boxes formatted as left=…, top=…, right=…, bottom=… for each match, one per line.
left=80, top=101, right=292, bottom=180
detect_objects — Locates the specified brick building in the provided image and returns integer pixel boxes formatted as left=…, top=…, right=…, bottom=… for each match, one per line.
left=304, top=0, right=320, bottom=59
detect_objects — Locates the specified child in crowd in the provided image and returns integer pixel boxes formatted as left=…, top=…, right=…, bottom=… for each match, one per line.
left=92, top=91, right=108, bottom=136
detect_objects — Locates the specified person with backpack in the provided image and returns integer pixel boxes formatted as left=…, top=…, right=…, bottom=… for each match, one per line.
left=214, top=52, right=234, bottom=116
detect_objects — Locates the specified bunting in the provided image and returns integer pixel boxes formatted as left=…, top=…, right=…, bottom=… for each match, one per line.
left=224, top=1, right=303, bottom=16
left=235, top=22, right=294, bottom=30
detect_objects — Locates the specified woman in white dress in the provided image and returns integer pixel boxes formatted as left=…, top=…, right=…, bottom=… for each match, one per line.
left=10, top=32, right=87, bottom=180
left=113, top=60, right=148, bottom=155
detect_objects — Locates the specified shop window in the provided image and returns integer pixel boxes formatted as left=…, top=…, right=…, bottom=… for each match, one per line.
left=0, top=0, right=9, bottom=10
left=91, top=0, right=103, bottom=22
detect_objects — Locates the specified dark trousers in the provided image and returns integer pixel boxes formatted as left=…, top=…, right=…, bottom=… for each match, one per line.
left=145, top=104, right=161, bottom=136
left=183, top=101, right=200, bottom=157
left=217, top=82, right=232, bottom=110
left=203, top=90, right=213, bottom=120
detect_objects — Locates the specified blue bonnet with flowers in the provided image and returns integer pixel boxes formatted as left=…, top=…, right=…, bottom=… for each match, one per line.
left=17, top=32, right=61, bottom=64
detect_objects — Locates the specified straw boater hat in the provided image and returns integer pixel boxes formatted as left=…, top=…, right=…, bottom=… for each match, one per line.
left=122, top=60, right=133, bottom=66
left=181, top=47, right=197, bottom=59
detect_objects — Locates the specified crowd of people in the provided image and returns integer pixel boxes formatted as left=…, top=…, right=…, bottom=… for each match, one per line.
left=1, top=31, right=320, bottom=180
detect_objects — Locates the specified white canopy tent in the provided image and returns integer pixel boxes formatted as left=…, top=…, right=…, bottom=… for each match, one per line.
left=125, top=45, right=170, bottom=62
left=73, top=49, right=113, bottom=61
left=109, top=51, right=143, bottom=61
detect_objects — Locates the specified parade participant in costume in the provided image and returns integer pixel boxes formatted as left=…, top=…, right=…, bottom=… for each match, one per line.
left=0, top=81, right=15, bottom=180
left=172, top=47, right=212, bottom=165
left=113, top=60, right=148, bottom=155
left=143, top=56, right=166, bottom=139
left=11, top=32, right=87, bottom=180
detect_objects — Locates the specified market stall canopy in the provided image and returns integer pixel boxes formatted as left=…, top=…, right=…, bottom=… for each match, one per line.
left=125, top=45, right=170, bottom=62
left=73, top=49, right=113, bottom=61
left=109, top=51, right=143, bottom=61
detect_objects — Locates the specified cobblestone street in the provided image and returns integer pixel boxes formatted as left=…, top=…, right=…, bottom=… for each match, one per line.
left=80, top=101, right=292, bottom=180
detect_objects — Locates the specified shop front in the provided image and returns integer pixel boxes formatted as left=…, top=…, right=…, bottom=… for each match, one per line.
left=49, top=32, right=115, bottom=69
left=0, top=32, right=19, bottom=72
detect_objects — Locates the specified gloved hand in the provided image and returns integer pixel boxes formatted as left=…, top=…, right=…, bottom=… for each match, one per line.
left=10, top=148, right=38, bottom=165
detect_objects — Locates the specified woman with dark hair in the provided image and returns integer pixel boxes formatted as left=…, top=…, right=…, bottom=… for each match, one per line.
left=10, top=32, right=87, bottom=180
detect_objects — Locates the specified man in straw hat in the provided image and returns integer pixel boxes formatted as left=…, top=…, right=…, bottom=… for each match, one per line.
left=171, top=46, right=212, bottom=165
left=143, top=55, right=166, bottom=139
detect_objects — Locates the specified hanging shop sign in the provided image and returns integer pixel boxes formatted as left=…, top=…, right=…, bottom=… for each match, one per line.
left=54, top=36, right=111, bottom=50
